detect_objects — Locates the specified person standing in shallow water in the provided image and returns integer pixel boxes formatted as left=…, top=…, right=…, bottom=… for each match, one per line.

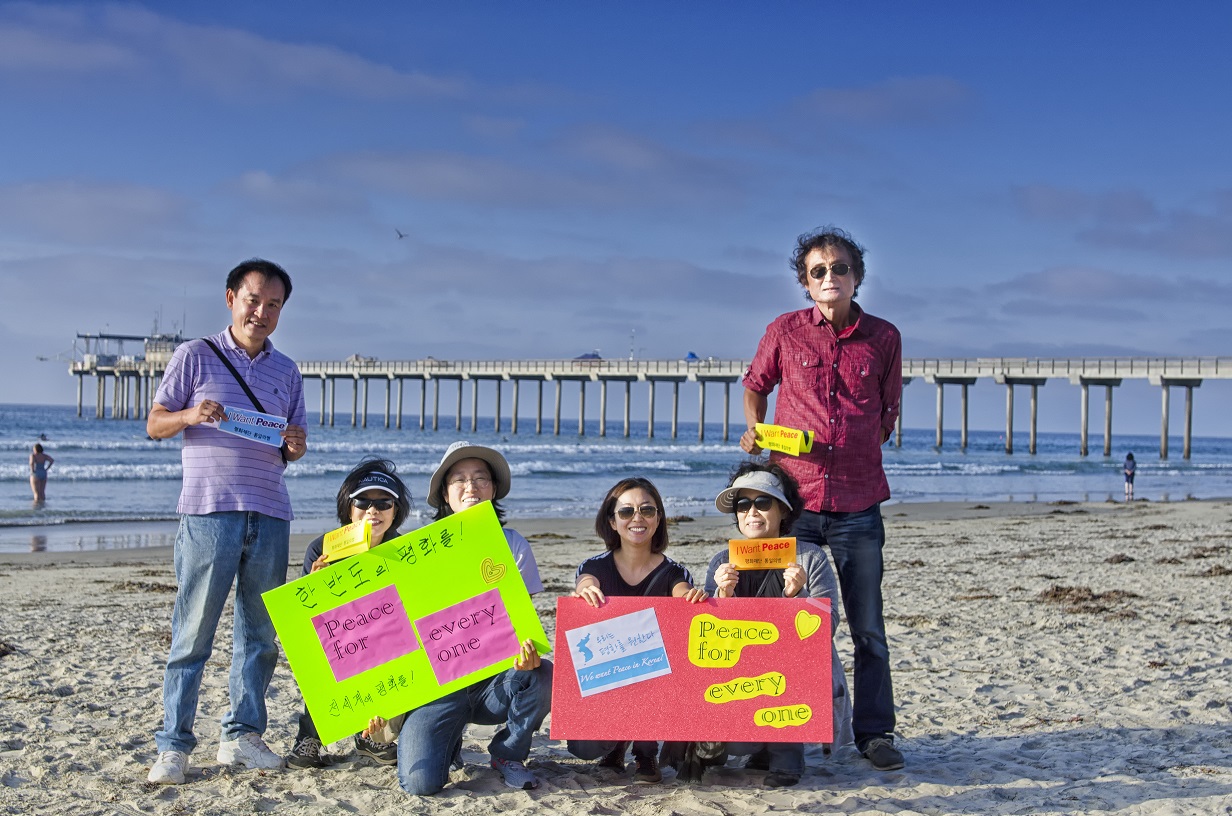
left=1124, top=452, right=1136, bottom=502
left=29, top=443, right=53, bottom=504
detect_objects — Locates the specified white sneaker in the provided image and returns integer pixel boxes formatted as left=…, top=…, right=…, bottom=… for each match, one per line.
left=217, top=733, right=286, bottom=770
left=148, top=750, right=189, bottom=784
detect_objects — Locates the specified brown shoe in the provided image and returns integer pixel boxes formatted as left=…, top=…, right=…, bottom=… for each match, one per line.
left=633, top=752, right=661, bottom=784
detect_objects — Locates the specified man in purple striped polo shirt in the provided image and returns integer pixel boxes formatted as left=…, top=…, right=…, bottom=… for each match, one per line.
left=146, top=259, right=308, bottom=785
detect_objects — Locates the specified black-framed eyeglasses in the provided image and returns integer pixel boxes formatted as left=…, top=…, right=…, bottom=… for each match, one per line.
left=734, top=495, right=776, bottom=514
left=807, top=262, right=851, bottom=280
left=614, top=504, right=659, bottom=520
left=353, top=497, right=394, bottom=511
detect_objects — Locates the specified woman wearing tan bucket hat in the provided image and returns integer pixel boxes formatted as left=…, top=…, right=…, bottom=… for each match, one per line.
left=392, top=441, right=550, bottom=795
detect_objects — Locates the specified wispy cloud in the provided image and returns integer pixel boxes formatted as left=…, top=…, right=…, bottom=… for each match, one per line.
left=1012, top=184, right=1232, bottom=259
left=794, top=76, right=974, bottom=126
left=0, top=11, right=136, bottom=72
left=0, top=180, right=187, bottom=243
left=1078, top=209, right=1232, bottom=259
left=0, top=3, right=466, bottom=98
left=309, top=132, right=749, bottom=212
left=222, top=171, right=368, bottom=217
left=1012, top=184, right=1158, bottom=225
left=987, top=265, right=1154, bottom=301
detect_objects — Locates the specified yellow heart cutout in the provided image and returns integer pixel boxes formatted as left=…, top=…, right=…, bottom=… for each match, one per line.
left=481, top=557, right=506, bottom=584
left=795, top=610, right=821, bottom=640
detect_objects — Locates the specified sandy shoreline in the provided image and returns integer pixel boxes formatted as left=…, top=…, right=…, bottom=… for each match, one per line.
left=1, top=501, right=1230, bottom=814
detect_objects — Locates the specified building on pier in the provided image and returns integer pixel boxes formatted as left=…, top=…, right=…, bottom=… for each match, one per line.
left=70, top=332, right=186, bottom=422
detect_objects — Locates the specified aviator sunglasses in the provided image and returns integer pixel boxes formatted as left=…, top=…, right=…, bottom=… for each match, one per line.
left=734, top=495, right=777, bottom=514
left=353, top=497, right=394, bottom=511
left=614, top=504, right=659, bottom=520
left=807, top=262, right=852, bottom=279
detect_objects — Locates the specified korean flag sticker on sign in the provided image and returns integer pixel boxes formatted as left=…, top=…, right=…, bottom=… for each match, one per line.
left=564, top=608, right=672, bottom=697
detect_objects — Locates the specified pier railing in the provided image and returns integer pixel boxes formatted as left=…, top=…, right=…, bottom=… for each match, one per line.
left=294, top=357, right=748, bottom=378
left=904, top=357, right=1231, bottom=379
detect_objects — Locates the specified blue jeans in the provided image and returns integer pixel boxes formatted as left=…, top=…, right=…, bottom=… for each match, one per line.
left=155, top=511, right=290, bottom=754
left=794, top=504, right=895, bottom=748
left=398, top=661, right=553, bottom=796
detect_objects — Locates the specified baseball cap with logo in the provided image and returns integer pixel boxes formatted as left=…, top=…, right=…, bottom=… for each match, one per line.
left=349, top=470, right=400, bottom=500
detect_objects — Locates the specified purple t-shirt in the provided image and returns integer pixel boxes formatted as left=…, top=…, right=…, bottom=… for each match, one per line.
left=155, top=328, right=306, bottom=520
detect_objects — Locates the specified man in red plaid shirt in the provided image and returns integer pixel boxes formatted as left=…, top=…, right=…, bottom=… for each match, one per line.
left=741, top=226, right=904, bottom=771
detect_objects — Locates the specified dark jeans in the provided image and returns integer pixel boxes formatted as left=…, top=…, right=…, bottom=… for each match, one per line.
left=567, top=739, right=658, bottom=762
left=794, top=504, right=895, bottom=748
left=398, top=661, right=553, bottom=796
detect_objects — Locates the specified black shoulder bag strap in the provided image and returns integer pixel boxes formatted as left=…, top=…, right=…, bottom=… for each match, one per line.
left=640, top=557, right=675, bottom=598
left=201, top=338, right=288, bottom=463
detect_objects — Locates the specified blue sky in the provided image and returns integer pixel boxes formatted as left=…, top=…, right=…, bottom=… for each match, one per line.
left=2, top=1, right=1230, bottom=436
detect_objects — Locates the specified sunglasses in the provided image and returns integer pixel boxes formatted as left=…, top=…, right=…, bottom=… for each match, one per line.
left=614, top=504, right=659, bottom=520
left=807, top=262, right=851, bottom=280
left=353, top=497, right=394, bottom=511
left=734, top=495, right=776, bottom=514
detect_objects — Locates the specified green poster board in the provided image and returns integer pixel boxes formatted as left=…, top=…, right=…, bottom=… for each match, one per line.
left=263, top=501, right=549, bottom=745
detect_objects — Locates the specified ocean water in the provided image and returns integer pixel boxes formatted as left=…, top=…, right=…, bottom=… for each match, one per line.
left=4, top=403, right=1231, bottom=551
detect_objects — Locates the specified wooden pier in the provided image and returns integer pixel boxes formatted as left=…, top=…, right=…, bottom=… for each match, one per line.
left=68, top=335, right=1232, bottom=459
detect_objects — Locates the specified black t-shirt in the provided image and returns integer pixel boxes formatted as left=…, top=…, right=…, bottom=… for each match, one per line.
left=575, top=550, right=693, bottom=597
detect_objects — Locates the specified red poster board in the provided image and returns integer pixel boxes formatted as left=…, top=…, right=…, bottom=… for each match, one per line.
left=550, top=596, right=832, bottom=743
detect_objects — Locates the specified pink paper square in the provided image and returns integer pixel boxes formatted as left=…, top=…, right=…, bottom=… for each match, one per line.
left=415, top=589, right=518, bottom=685
left=313, top=584, right=419, bottom=682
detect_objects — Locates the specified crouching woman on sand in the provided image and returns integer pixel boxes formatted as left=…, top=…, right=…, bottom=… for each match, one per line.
left=567, top=477, right=707, bottom=784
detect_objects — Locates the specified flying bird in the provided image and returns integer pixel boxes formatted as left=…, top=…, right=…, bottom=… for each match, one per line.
left=395, top=229, right=407, bottom=239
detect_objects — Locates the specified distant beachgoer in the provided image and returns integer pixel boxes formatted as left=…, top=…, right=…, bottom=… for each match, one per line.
left=1124, top=453, right=1136, bottom=502
left=701, top=461, right=854, bottom=787
left=395, top=441, right=550, bottom=794
left=567, top=477, right=707, bottom=784
left=287, top=458, right=412, bottom=770
left=29, top=443, right=54, bottom=504
left=145, top=259, right=307, bottom=786
left=741, top=226, right=904, bottom=771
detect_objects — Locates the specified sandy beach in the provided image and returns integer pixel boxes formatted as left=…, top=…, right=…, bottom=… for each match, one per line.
left=1, top=500, right=1229, bottom=815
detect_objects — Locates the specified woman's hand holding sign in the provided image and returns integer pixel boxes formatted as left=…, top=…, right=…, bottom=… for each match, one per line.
left=713, top=563, right=739, bottom=598
left=513, top=638, right=541, bottom=671
left=783, top=563, right=805, bottom=598
left=574, top=576, right=606, bottom=607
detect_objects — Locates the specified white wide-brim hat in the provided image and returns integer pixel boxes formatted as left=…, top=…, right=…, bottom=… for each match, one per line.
left=427, top=441, right=512, bottom=508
